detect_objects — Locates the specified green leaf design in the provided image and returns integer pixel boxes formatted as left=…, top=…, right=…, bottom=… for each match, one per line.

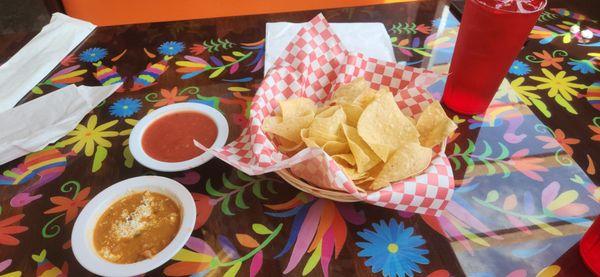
left=480, top=141, right=493, bottom=158
left=412, top=48, right=432, bottom=57
left=570, top=174, right=584, bottom=185
left=465, top=156, right=475, bottom=173
left=252, top=223, right=273, bottom=235
left=123, top=146, right=134, bottom=168
left=266, top=180, right=277, bottom=194
left=537, top=11, right=559, bottom=22
left=554, top=94, right=578, bottom=115
left=236, top=170, right=253, bottom=182
left=389, top=22, right=417, bottom=34
left=453, top=143, right=461, bottom=155
left=32, top=86, right=43, bottom=95
left=221, top=195, right=235, bottom=216
left=453, top=222, right=490, bottom=246
left=528, top=217, right=562, bottom=236
left=252, top=182, right=267, bottom=200
left=449, top=156, right=461, bottom=170
left=481, top=160, right=496, bottom=175
left=531, top=98, right=552, bottom=118
left=390, top=37, right=398, bottom=43
left=209, top=67, right=226, bottom=79
left=497, top=162, right=511, bottom=178
left=223, top=261, right=242, bottom=277
left=235, top=188, right=249, bottom=209
left=302, top=241, right=322, bottom=275
left=92, top=146, right=108, bottom=173
left=465, top=139, right=476, bottom=155
left=232, top=51, right=245, bottom=57
left=223, top=175, right=242, bottom=190
left=497, top=143, right=510, bottom=160
left=485, top=190, right=499, bottom=202
left=206, top=179, right=226, bottom=197
left=203, top=38, right=235, bottom=53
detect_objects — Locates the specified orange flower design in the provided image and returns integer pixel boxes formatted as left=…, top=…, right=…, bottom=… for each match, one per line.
left=0, top=214, right=28, bottom=246
left=536, top=129, right=580, bottom=155
left=590, top=124, right=600, bottom=141
left=44, top=187, right=91, bottom=224
left=533, top=50, right=564, bottom=70
left=155, top=87, right=189, bottom=107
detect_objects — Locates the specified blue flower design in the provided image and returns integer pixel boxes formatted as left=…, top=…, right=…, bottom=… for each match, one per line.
left=109, top=98, right=141, bottom=118
left=509, top=60, right=531, bottom=76
left=568, top=59, right=596, bottom=74
left=79, top=47, right=107, bottom=63
left=356, top=219, right=429, bottom=277
left=158, top=41, right=185, bottom=56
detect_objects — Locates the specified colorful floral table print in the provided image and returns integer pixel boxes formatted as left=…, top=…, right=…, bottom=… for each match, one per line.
left=0, top=2, right=598, bottom=276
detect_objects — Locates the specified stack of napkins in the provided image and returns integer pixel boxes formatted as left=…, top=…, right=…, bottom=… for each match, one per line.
left=0, top=13, right=123, bottom=166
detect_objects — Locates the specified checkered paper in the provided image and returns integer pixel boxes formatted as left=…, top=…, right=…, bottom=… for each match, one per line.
left=198, top=14, right=454, bottom=216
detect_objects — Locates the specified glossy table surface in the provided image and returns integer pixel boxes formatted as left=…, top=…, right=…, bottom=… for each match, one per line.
left=0, top=1, right=598, bottom=276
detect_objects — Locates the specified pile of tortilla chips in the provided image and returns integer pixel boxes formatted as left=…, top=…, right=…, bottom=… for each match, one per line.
left=263, top=78, right=457, bottom=191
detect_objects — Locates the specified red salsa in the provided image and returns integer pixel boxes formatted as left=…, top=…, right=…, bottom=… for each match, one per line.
left=142, top=111, right=218, bottom=162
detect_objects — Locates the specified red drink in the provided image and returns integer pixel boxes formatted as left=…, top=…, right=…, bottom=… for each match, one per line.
left=442, top=0, right=546, bottom=114
left=580, top=217, right=600, bottom=275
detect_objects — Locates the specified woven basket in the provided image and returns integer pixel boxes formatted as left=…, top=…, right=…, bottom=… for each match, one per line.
left=275, top=169, right=359, bottom=202
left=274, top=141, right=447, bottom=202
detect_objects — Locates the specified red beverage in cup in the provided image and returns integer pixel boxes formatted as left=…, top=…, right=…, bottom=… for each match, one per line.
left=442, top=0, right=546, bottom=114
left=580, top=217, right=600, bottom=275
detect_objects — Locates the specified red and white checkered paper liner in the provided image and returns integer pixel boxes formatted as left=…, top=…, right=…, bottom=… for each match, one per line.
left=200, top=14, right=454, bottom=216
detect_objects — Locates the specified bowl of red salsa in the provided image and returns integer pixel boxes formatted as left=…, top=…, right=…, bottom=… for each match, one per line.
left=129, top=103, right=229, bottom=172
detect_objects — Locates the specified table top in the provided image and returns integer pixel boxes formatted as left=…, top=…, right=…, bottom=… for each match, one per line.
left=1, top=1, right=599, bottom=276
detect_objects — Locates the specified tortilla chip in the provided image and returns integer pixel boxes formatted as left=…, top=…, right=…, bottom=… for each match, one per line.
left=280, top=98, right=317, bottom=119
left=340, top=104, right=363, bottom=127
left=353, top=89, right=378, bottom=109
left=342, top=124, right=381, bottom=173
left=416, top=101, right=458, bottom=148
left=332, top=153, right=356, bottom=166
left=309, top=106, right=346, bottom=140
left=322, top=141, right=350, bottom=155
left=274, top=136, right=304, bottom=155
left=370, top=143, right=433, bottom=190
left=357, top=90, right=420, bottom=162
left=263, top=114, right=314, bottom=143
left=331, top=78, right=371, bottom=104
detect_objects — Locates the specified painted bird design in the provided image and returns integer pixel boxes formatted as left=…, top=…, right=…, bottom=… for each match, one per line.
left=0, top=148, right=73, bottom=207
left=130, top=58, right=170, bottom=91
left=131, top=41, right=185, bottom=91
left=31, top=250, right=68, bottom=277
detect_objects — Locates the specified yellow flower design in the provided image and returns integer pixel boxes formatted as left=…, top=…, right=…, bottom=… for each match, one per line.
left=530, top=68, right=586, bottom=100
left=57, top=115, right=119, bottom=156
left=510, top=77, right=551, bottom=118
left=529, top=68, right=586, bottom=114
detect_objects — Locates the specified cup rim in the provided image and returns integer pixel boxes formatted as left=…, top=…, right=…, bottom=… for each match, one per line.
left=469, top=0, right=547, bottom=14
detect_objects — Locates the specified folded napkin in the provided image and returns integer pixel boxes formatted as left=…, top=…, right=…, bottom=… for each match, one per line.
left=0, top=83, right=122, bottom=166
left=265, top=22, right=396, bottom=74
left=0, top=13, right=96, bottom=112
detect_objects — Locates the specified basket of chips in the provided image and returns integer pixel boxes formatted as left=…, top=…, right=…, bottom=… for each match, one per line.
left=265, top=78, right=455, bottom=203
left=196, top=14, right=458, bottom=216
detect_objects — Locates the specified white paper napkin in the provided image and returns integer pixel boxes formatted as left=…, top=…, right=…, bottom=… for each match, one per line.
left=265, top=22, right=396, bottom=74
left=0, top=83, right=122, bottom=166
left=0, top=13, right=96, bottom=112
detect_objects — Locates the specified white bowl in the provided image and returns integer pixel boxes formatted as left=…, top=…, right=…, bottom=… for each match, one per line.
left=71, top=176, right=196, bottom=277
left=129, top=102, right=229, bottom=172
